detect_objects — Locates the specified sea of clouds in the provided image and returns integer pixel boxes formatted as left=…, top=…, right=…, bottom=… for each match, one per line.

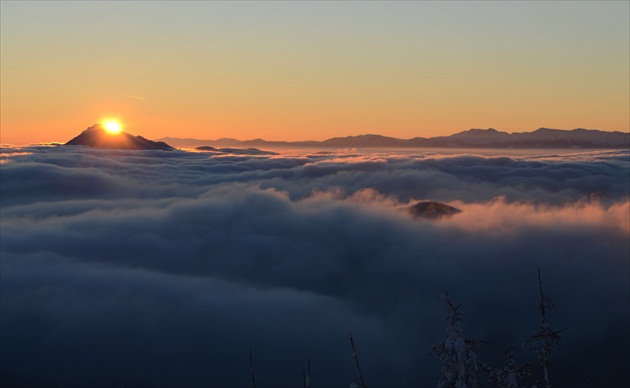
left=1, top=145, right=628, bottom=387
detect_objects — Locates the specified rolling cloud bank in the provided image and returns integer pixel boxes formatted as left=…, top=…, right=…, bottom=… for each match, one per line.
left=1, top=145, right=628, bottom=387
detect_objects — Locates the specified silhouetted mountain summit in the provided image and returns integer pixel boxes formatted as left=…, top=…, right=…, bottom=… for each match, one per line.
left=66, top=124, right=173, bottom=150
left=160, top=128, right=629, bottom=149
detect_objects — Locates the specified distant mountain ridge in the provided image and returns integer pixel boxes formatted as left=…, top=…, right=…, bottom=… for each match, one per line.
left=160, top=128, right=629, bottom=149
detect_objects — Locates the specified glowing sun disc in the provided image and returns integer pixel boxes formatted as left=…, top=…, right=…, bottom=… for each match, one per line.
left=103, top=121, right=122, bottom=134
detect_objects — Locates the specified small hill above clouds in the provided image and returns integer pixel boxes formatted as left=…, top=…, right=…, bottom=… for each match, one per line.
left=196, top=146, right=278, bottom=155
left=66, top=124, right=174, bottom=150
left=409, top=201, right=462, bottom=220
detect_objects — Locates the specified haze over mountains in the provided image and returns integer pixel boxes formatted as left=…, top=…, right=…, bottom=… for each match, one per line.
left=160, top=128, right=630, bottom=149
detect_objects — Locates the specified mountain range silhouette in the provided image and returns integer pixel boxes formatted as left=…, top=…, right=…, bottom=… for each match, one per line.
left=65, top=125, right=629, bottom=150
left=160, top=127, right=630, bottom=149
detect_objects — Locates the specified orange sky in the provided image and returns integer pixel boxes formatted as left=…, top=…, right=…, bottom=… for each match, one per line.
left=1, top=2, right=628, bottom=145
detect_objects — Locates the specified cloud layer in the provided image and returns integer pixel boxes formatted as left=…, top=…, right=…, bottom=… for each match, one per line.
left=1, top=146, right=628, bottom=387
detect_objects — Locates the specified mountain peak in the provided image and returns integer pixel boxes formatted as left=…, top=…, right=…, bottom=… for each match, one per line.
left=66, top=124, right=174, bottom=150
left=533, top=127, right=559, bottom=133
left=471, top=127, right=499, bottom=133
left=456, top=128, right=503, bottom=136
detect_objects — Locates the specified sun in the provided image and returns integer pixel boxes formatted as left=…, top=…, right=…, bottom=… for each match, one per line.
left=103, top=120, right=122, bottom=135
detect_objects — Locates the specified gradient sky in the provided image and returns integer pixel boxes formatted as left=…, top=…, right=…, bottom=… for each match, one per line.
left=1, top=1, right=628, bottom=145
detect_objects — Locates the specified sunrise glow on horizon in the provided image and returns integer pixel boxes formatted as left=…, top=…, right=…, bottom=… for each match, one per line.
left=1, top=2, right=628, bottom=145
left=103, top=120, right=122, bottom=135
